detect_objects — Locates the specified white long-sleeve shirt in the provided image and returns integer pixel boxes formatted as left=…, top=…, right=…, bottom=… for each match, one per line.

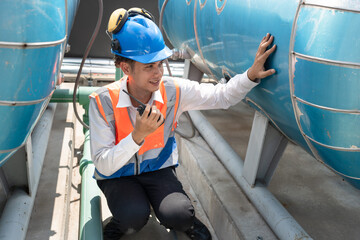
left=89, top=70, right=259, bottom=176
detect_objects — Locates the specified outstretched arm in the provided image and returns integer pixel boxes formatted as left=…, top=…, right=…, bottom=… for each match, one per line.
left=177, top=33, right=277, bottom=117
left=247, top=33, right=276, bottom=81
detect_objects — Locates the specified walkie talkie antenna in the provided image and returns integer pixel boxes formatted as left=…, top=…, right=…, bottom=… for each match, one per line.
left=122, top=90, right=163, bottom=124
left=122, top=90, right=146, bottom=107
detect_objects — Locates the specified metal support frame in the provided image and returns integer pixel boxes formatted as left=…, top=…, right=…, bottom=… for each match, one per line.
left=188, top=110, right=312, bottom=240
left=0, top=168, right=10, bottom=199
left=0, top=103, right=57, bottom=240
left=169, top=54, right=310, bottom=239
left=1, top=140, right=31, bottom=195
left=243, top=111, right=288, bottom=187
left=183, top=59, right=204, bottom=82
left=181, top=58, right=309, bottom=239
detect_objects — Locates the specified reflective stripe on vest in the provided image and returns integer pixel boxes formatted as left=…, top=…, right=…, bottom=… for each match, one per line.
left=91, top=76, right=181, bottom=179
left=108, top=78, right=168, bottom=155
left=90, top=92, right=108, bottom=124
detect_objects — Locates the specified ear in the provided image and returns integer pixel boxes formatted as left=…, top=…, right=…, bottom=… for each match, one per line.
left=120, top=62, right=132, bottom=75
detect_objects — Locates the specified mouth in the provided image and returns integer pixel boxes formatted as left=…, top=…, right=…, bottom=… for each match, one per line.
left=149, top=79, right=160, bottom=86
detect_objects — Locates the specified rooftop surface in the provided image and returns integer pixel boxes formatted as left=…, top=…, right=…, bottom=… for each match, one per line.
left=25, top=83, right=360, bottom=240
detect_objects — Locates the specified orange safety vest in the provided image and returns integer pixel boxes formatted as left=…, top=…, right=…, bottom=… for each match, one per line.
left=90, top=76, right=180, bottom=179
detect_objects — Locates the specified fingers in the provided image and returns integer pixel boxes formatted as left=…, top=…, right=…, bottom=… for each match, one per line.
left=265, top=44, right=276, bottom=57
left=142, top=105, right=163, bottom=122
left=148, top=106, right=157, bottom=120
left=261, top=33, right=270, bottom=44
left=261, top=36, right=274, bottom=52
left=134, top=105, right=164, bottom=141
left=259, top=34, right=276, bottom=61
left=249, top=34, right=277, bottom=80
left=258, top=44, right=276, bottom=63
left=259, top=34, right=274, bottom=54
left=259, top=69, right=276, bottom=79
left=157, top=113, right=165, bottom=127
left=142, top=105, right=151, bottom=118
left=148, top=106, right=158, bottom=120
left=147, top=105, right=163, bottom=125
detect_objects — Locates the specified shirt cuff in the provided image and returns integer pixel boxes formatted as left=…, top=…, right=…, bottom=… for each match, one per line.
left=244, top=69, right=260, bottom=84
left=123, top=132, right=143, bottom=151
left=234, top=71, right=260, bottom=91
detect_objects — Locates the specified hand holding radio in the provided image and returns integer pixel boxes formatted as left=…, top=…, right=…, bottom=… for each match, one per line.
left=123, top=90, right=161, bottom=120
left=132, top=105, right=165, bottom=145
left=123, top=90, right=165, bottom=145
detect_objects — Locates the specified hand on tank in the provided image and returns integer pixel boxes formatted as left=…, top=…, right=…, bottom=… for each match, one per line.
left=247, top=33, right=276, bottom=81
left=132, top=105, right=164, bottom=145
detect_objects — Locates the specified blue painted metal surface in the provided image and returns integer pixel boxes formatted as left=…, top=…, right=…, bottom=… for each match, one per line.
left=159, top=0, right=360, bottom=188
left=0, top=0, right=79, bottom=166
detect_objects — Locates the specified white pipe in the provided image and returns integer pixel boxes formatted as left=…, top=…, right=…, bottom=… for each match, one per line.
left=0, top=189, right=33, bottom=240
left=61, top=58, right=185, bottom=78
left=188, top=110, right=312, bottom=240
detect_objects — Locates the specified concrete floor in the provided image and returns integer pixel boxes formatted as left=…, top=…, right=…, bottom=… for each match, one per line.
left=23, top=85, right=360, bottom=239
left=25, top=92, right=217, bottom=240
left=26, top=102, right=80, bottom=240
left=202, top=103, right=360, bottom=240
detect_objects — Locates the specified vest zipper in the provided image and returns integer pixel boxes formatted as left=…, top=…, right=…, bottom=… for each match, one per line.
left=135, top=153, right=139, bottom=175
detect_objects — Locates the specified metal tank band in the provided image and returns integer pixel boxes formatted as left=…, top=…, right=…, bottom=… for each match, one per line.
left=289, top=0, right=360, bottom=184
left=0, top=37, right=67, bottom=49
left=160, top=0, right=360, bottom=188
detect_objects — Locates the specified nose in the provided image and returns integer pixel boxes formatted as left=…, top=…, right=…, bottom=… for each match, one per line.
left=153, top=62, right=163, bottom=76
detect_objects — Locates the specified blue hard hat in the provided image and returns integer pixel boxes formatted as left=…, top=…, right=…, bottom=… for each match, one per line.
left=111, top=15, right=172, bottom=64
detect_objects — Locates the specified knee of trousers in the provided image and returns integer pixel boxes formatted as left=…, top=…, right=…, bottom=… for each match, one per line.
left=157, top=194, right=195, bottom=231
left=112, top=205, right=150, bottom=234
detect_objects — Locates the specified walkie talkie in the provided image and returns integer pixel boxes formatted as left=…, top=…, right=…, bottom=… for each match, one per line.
left=122, top=90, right=163, bottom=125
left=122, top=90, right=148, bottom=116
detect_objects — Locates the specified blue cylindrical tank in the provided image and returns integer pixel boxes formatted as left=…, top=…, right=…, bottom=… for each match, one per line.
left=0, top=0, right=79, bottom=165
left=159, top=0, right=360, bottom=188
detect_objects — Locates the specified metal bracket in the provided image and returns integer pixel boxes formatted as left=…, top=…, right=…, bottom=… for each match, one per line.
left=25, top=137, right=36, bottom=196
left=1, top=144, right=30, bottom=193
left=243, top=111, right=288, bottom=187
left=0, top=167, right=10, bottom=199
left=183, top=59, right=204, bottom=82
left=0, top=103, right=56, bottom=240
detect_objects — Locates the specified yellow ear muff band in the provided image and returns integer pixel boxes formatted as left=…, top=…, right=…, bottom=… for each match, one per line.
left=128, top=7, right=155, bottom=22
left=108, top=8, right=129, bottom=34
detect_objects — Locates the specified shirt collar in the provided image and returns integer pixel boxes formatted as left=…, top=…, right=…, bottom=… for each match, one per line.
left=116, top=78, right=164, bottom=108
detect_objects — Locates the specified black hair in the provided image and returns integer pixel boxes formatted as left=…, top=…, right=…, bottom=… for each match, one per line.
left=114, top=55, right=135, bottom=69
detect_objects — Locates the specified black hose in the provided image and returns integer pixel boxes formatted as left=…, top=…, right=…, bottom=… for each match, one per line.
left=72, top=0, right=103, bottom=129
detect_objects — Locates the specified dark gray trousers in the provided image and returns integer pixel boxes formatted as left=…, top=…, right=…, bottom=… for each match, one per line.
left=97, top=167, right=195, bottom=236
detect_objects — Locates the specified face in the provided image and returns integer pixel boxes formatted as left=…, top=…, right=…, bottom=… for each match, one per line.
left=121, top=60, right=164, bottom=98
